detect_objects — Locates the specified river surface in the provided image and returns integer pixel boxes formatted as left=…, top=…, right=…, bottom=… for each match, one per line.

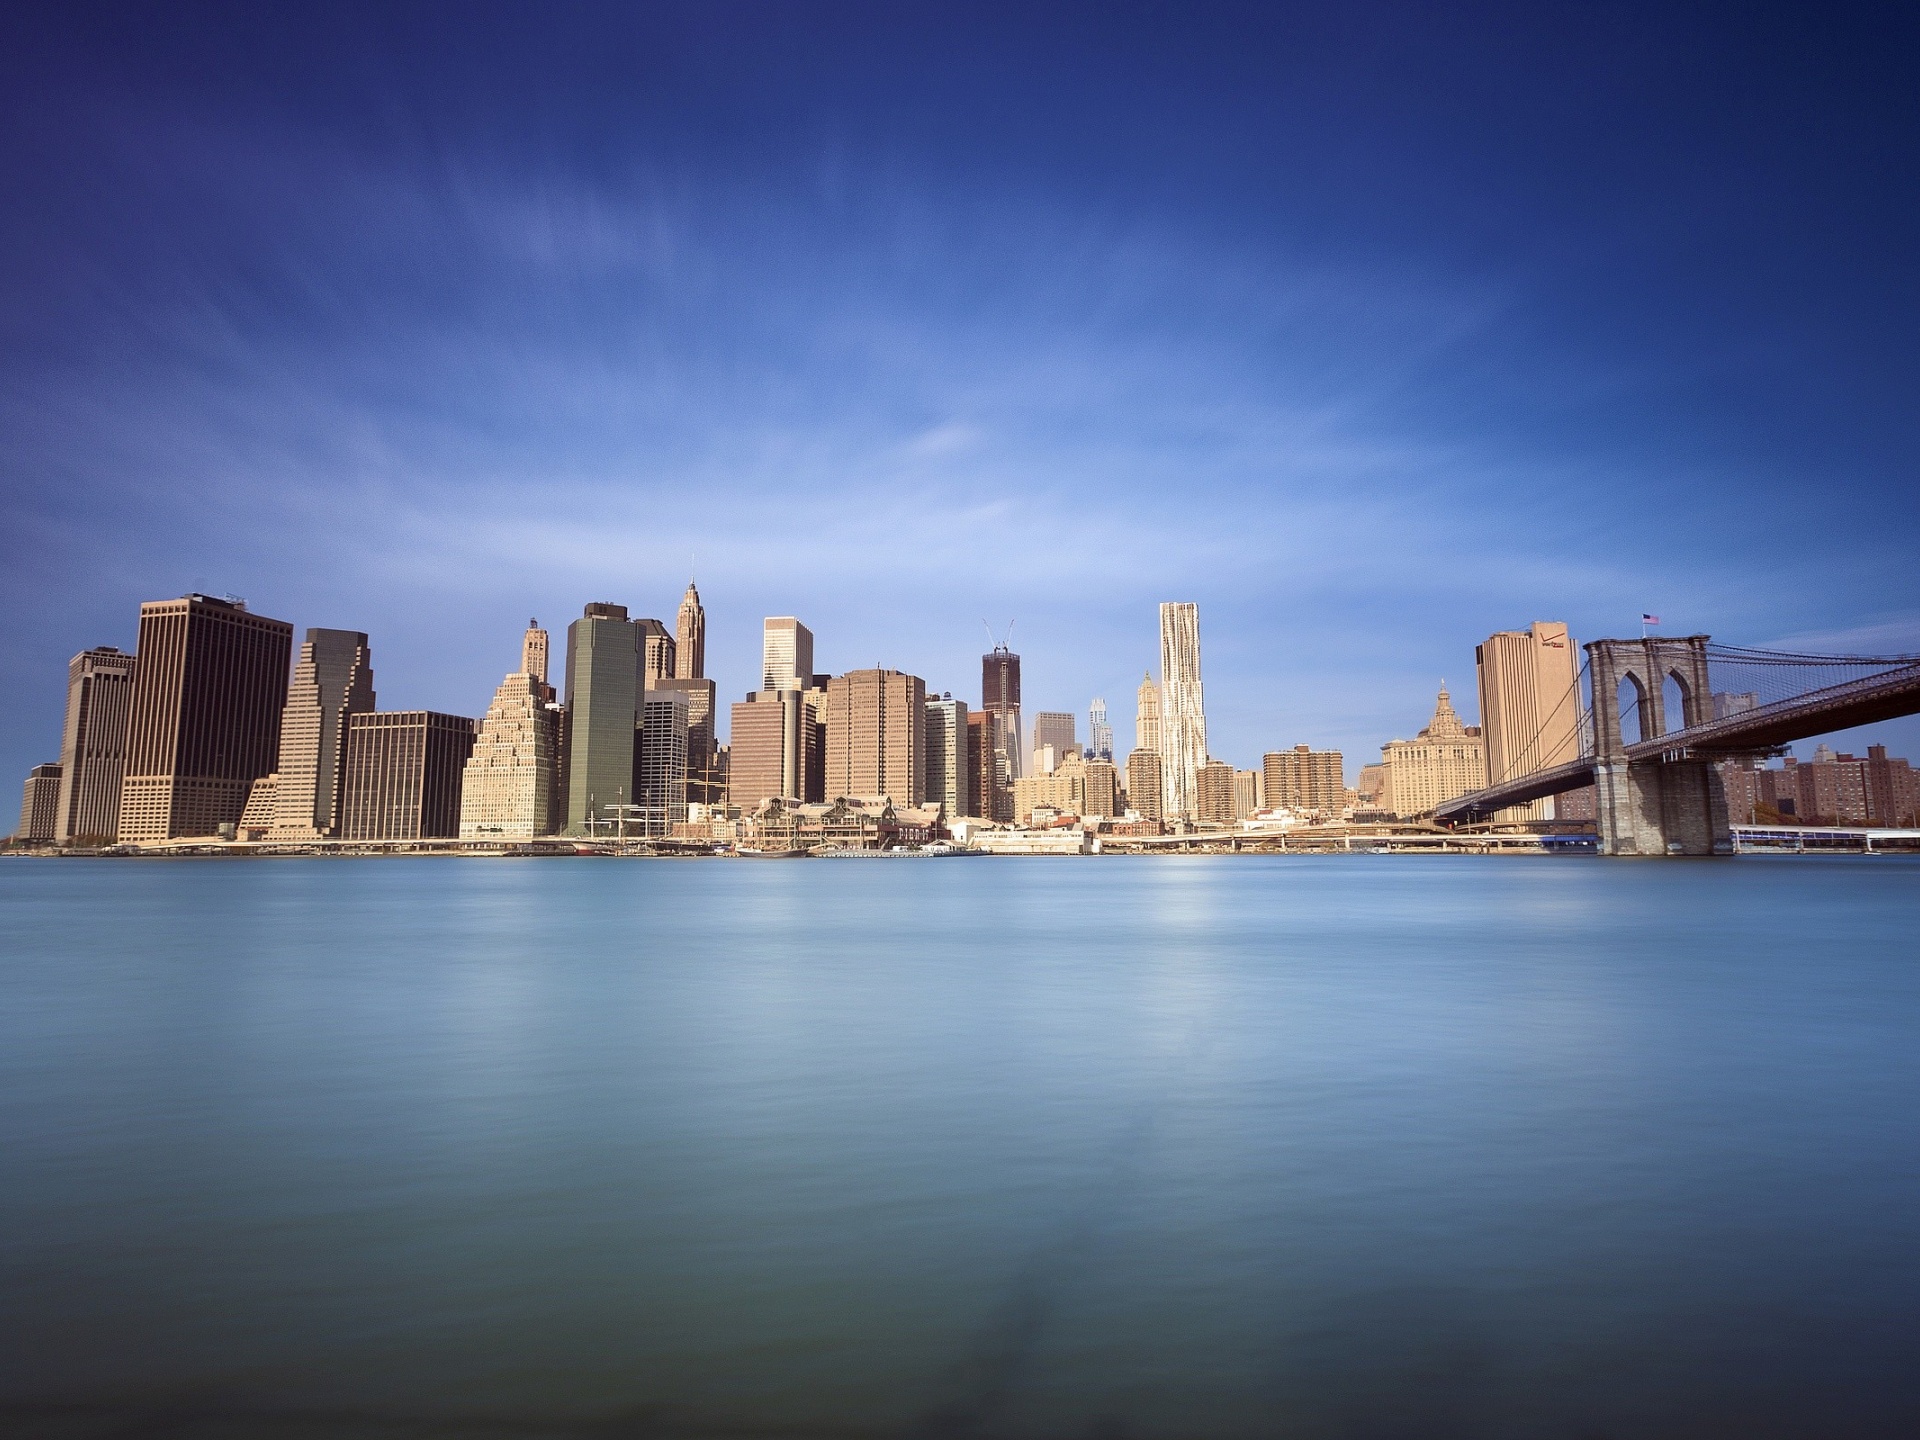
left=2, top=855, right=1919, bottom=1438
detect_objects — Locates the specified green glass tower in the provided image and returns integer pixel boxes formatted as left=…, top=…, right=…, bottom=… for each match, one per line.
left=564, top=603, right=640, bottom=835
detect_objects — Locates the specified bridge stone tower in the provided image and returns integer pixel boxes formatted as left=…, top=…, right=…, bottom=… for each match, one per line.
left=1587, top=637, right=1732, bottom=856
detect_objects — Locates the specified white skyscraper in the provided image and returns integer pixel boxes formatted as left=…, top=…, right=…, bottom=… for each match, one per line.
left=763, top=617, right=815, bottom=692
left=1157, top=602, right=1208, bottom=820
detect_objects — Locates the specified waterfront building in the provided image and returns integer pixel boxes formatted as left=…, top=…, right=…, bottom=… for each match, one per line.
left=53, top=646, right=136, bottom=843
left=1263, top=746, right=1346, bottom=816
left=675, top=581, right=706, bottom=681
left=119, top=594, right=293, bottom=842
left=1195, top=760, right=1237, bottom=825
left=270, top=629, right=375, bottom=839
left=637, top=618, right=677, bottom=684
left=1726, top=744, right=1920, bottom=826
left=564, top=603, right=641, bottom=834
left=982, top=643, right=1023, bottom=784
left=1476, top=621, right=1582, bottom=822
left=1158, top=603, right=1209, bottom=819
left=1088, top=698, right=1113, bottom=761
left=1083, top=757, right=1121, bottom=819
left=237, top=773, right=277, bottom=840
left=1135, top=672, right=1161, bottom=755
left=764, top=617, right=815, bottom=692
left=1233, top=769, right=1261, bottom=821
left=653, top=674, right=720, bottom=805
left=1033, top=711, right=1077, bottom=771
left=1355, top=763, right=1389, bottom=814
left=460, top=670, right=563, bottom=840
left=341, top=711, right=475, bottom=841
left=729, top=687, right=818, bottom=810
left=1379, top=685, right=1486, bottom=818
left=925, top=695, right=969, bottom=820
left=638, top=688, right=691, bottom=834
left=966, top=711, right=998, bottom=820
left=16, top=763, right=61, bottom=841
left=1127, top=749, right=1162, bottom=820
left=826, top=668, right=926, bottom=803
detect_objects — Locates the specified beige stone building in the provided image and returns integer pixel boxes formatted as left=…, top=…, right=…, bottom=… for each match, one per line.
left=1476, top=621, right=1582, bottom=822
left=1083, top=758, right=1121, bottom=819
left=825, top=668, right=925, bottom=804
left=461, top=670, right=564, bottom=840
left=54, top=646, right=137, bottom=843
left=1013, top=753, right=1087, bottom=824
left=1135, top=672, right=1161, bottom=754
left=16, top=764, right=62, bottom=841
left=1262, top=746, right=1346, bottom=816
left=1381, top=686, right=1486, bottom=818
left=1233, top=769, right=1261, bottom=821
left=271, top=629, right=374, bottom=839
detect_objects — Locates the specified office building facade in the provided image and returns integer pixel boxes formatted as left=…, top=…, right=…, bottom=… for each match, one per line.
left=1196, top=760, right=1238, bottom=825
left=729, top=688, right=819, bottom=810
left=637, top=618, right=677, bottom=685
left=982, top=644, right=1023, bottom=784
left=1126, top=749, right=1163, bottom=820
left=763, top=617, right=815, bottom=692
left=966, top=711, right=998, bottom=820
left=1380, top=686, right=1486, bottom=818
left=119, top=595, right=294, bottom=842
left=270, top=629, right=374, bottom=838
left=1088, top=698, right=1113, bottom=761
left=1032, top=711, right=1077, bottom=771
left=925, top=695, right=969, bottom=819
left=675, top=581, right=706, bottom=681
left=564, top=603, right=641, bottom=834
left=1158, top=602, right=1209, bottom=820
left=638, top=687, right=691, bottom=834
left=341, top=711, right=475, bottom=841
left=825, top=668, right=926, bottom=803
left=17, top=764, right=62, bottom=841
left=1476, top=621, right=1582, bottom=822
left=1135, top=671, right=1161, bottom=755
left=460, top=670, right=563, bottom=839
left=54, top=646, right=137, bottom=843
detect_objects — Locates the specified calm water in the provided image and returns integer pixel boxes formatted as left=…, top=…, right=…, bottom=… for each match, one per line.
left=3, top=855, right=1919, bottom=1439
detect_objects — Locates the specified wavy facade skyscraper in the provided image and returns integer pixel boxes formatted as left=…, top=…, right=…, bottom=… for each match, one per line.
left=1157, top=602, right=1208, bottom=820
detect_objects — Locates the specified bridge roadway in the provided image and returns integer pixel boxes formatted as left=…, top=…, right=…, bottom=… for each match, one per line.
left=1436, top=657, right=1920, bottom=825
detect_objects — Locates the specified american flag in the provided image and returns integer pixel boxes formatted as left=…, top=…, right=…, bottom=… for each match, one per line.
left=1642, top=613, right=1661, bottom=625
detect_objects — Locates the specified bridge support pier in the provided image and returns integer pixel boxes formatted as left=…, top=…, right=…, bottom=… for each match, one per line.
left=1587, top=637, right=1733, bottom=857
left=1592, top=758, right=1732, bottom=856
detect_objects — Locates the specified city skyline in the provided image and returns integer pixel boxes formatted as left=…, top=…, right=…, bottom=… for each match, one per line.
left=6, top=10, right=1920, bottom=794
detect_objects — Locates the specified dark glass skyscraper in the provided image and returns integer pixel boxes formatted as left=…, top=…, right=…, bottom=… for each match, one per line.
left=981, top=643, right=1022, bottom=800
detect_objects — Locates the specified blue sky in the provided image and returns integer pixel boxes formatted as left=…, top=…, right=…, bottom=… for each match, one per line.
left=5, top=2, right=1919, bottom=789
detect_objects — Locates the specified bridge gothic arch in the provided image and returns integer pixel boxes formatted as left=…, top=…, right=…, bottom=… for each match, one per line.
left=1585, top=636, right=1730, bottom=856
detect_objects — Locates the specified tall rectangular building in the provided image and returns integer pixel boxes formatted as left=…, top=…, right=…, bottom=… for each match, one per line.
left=763, top=617, right=815, bottom=692
left=1126, top=749, right=1162, bottom=820
left=965, top=710, right=996, bottom=819
left=341, top=711, right=476, bottom=841
left=1088, top=699, right=1113, bottom=761
left=925, top=696, right=969, bottom=819
left=1135, top=672, right=1161, bottom=755
left=17, top=764, right=62, bottom=841
left=653, top=674, right=719, bottom=805
left=982, top=644, right=1022, bottom=784
left=675, top=581, right=705, bottom=680
left=1196, top=760, right=1237, bottom=825
left=1083, top=758, right=1120, bottom=818
left=1158, top=602, right=1209, bottom=820
left=119, top=594, right=294, bottom=842
left=1032, top=711, right=1077, bottom=770
left=636, top=618, right=677, bottom=684
left=728, top=689, right=817, bottom=810
left=271, top=629, right=374, bottom=838
left=638, top=688, right=691, bottom=834
left=565, top=603, right=641, bottom=834
left=55, top=646, right=136, bottom=843
left=825, top=668, right=926, bottom=802
left=1476, top=621, right=1582, bottom=823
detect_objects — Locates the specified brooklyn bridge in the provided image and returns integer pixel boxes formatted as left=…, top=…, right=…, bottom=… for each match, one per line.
left=1435, top=637, right=1920, bottom=855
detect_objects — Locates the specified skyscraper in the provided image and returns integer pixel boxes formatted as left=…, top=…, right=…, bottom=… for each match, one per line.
left=119, top=594, right=293, bottom=842
left=270, top=629, right=374, bottom=839
left=341, top=711, right=476, bottom=841
left=1032, top=711, right=1077, bottom=772
left=728, top=687, right=816, bottom=810
left=982, top=643, right=1022, bottom=785
left=1196, top=760, right=1237, bottom=825
left=564, top=603, right=641, bottom=834
left=1263, top=746, right=1346, bottom=816
left=636, top=618, right=677, bottom=684
left=763, top=617, right=814, bottom=692
left=1083, top=757, right=1120, bottom=818
left=1476, top=621, right=1582, bottom=822
left=638, top=688, right=691, bottom=835
left=675, top=580, right=705, bottom=680
left=17, top=764, right=61, bottom=841
left=460, top=658, right=563, bottom=842
left=825, top=669, right=926, bottom=802
left=54, top=646, right=136, bottom=843
left=1157, top=602, right=1208, bottom=820
left=522, top=620, right=551, bottom=696
left=965, top=711, right=996, bottom=819
left=1088, top=698, right=1113, bottom=761
left=1135, top=671, right=1161, bottom=755
left=925, top=695, right=969, bottom=818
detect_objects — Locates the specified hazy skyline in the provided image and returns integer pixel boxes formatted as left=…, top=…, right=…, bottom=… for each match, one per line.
left=6, top=4, right=1920, bottom=788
